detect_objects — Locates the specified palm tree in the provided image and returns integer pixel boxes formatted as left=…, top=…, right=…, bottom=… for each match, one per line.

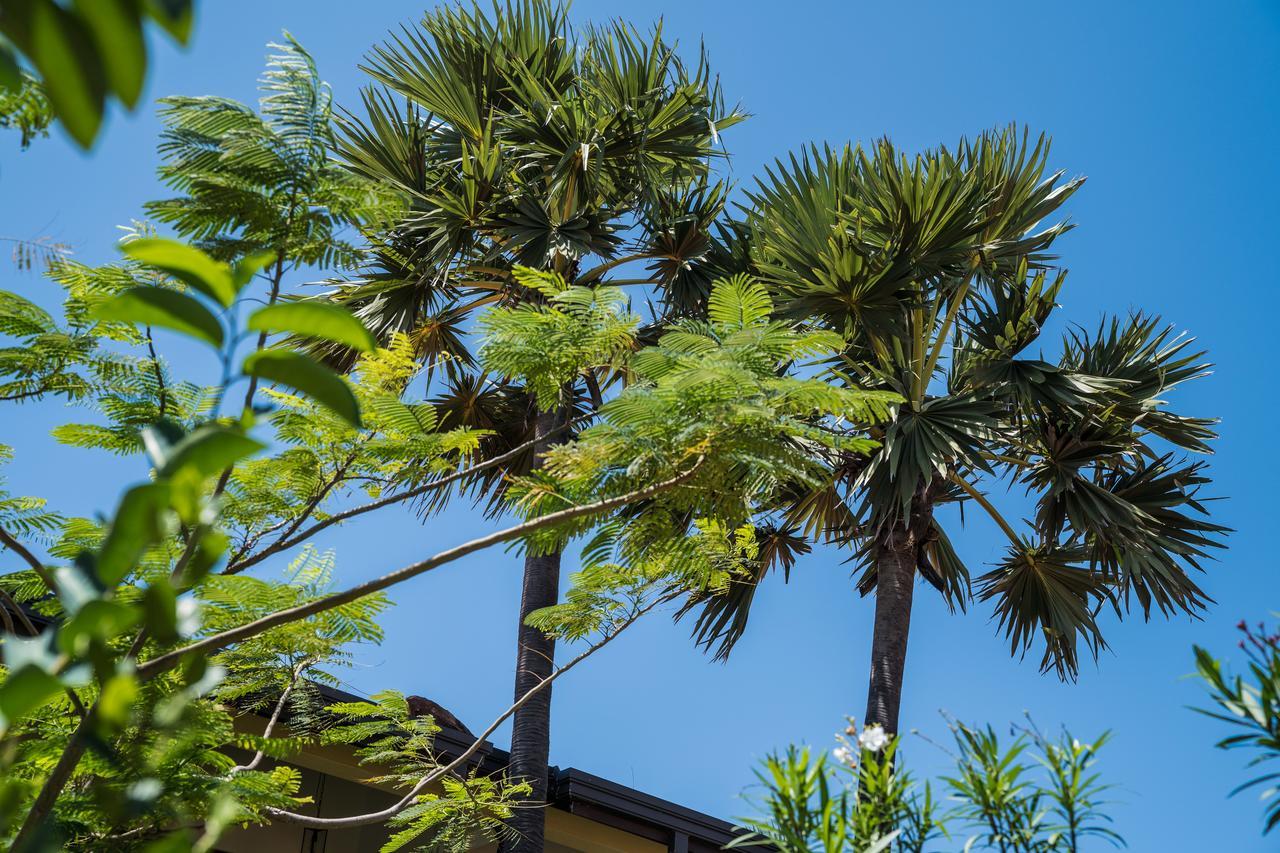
left=322, top=3, right=742, bottom=848
left=684, top=127, right=1226, bottom=735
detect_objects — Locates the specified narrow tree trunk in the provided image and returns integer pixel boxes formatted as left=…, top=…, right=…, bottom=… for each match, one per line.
left=499, top=410, right=564, bottom=853
left=863, top=525, right=918, bottom=735
left=864, top=470, right=938, bottom=736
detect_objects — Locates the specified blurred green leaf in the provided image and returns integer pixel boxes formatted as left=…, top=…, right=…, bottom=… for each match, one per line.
left=92, top=286, right=224, bottom=349
left=28, top=0, right=105, bottom=147
left=53, top=560, right=104, bottom=616
left=144, top=0, right=194, bottom=43
left=248, top=302, right=377, bottom=353
left=243, top=350, right=362, bottom=428
left=59, top=599, right=139, bottom=656
left=2, top=634, right=59, bottom=673
left=0, top=36, right=20, bottom=92
left=156, top=424, right=264, bottom=481
left=0, top=665, right=64, bottom=730
left=143, top=580, right=178, bottom=642
left=232, top=249, right=279, bottom=290
left=97, top=482, right=171, bottom=584
left=74, top=0, right=146, bottom=107
left=139, top=420, right=187, bottom=470
left=121, top=238, right=238, bottom=307
left=97, top=671, right=139, bottom=726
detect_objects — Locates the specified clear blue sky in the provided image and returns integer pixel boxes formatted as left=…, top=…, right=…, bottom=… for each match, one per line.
left=2, top=1, right=1278, bottom=848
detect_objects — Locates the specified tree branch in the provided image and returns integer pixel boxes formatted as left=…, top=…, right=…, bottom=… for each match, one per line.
left=264, top=599, right=659, bottom=829
left=8, top=707, right=96, bottom=852
left=229, top=657, right=313, bottom=775
left=0, top=524, right=59, bottom=597
left=139, top=460, right=702, bottom=681
left=223, top=417, right=584, bottom=576
left=145, top=326, right=168, bottom=420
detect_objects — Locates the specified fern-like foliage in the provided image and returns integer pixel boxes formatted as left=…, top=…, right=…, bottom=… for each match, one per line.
left=0, top=72, right=53, bottom=149
left=490, top=275, right=897, bottom=634
left=479, top=268, right=639, bottom=408
left=0, top=543, right=388, bottom=849
left=321, top=691, right=526, bottom=852
left=223, top=336, right=488, bottom=559
left=146, top=34, right=391, bottom=268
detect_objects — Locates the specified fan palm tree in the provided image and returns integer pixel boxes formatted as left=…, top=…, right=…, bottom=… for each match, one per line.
left=322, top=3, right=743, bottom=848
left=683, top=127, right=1226, bottom=736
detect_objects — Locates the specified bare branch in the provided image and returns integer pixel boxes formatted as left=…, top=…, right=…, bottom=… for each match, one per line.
left=0, top=524, right=59, bottom=597
left=265, top=600, right=659, bottom=829
left=139, top=460, right=702, bottom=681
left=229, top=657, right=313, bottom=775
left=223, top=416, right=585, bottom=576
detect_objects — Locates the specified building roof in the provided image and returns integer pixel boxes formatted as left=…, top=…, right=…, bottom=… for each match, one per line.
left=315, top=683, right=771, bottom=853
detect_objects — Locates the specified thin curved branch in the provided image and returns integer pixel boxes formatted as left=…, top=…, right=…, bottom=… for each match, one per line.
left=227, top=438, right=372, bottom=568
left=223, top=415, right=586, bottom=576
left=229, top=657, right=313, bottom=775
left=0, top=524, right=59, bottom=597
left=139, top=459, right=703, bottom=680
left=145, top=326, right=168, bottom=420
left=265, top=599, right=659, bottom=829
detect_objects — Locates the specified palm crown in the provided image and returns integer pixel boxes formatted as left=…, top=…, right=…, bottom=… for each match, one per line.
left=325, top=1, right=744, bottom=370
left=687, top=128, right=1225, bottom=727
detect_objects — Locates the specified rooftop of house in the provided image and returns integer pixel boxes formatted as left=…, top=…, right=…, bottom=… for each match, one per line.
left=286, top=682, right=770, bottom=853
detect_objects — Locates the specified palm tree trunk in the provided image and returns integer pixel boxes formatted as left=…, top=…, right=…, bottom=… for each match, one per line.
left=499, top=409, right=564, bottom=853
left=864, top=524, right=918, bottom=735
left=864, top=472, right=938, bottom=735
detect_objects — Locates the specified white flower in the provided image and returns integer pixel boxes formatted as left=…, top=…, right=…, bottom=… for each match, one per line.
left=832, top=745, right=855, bottom=765
left=857, top=724, right=890, bottom=753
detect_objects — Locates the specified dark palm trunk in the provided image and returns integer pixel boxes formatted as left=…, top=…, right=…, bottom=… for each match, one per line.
left=864, top=525, right=918, bottom=734
left=499, top=410, right=564, bottom=853
left=864, top=483, right=936, bottom=735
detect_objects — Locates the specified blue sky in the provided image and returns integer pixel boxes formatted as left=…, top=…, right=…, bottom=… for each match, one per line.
left=2, top=0, right=1278, bottom=848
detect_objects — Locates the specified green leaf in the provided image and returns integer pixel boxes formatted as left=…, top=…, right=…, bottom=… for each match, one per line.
left=0, top=665, right=64, bottom=730
left=232, top=249, right=279, bottom=290
left=143, top=580, right=178, bottom=642
left=74, top=0, right=147, bottom=107
left=92, top=286, right=224, bottom=349
left=243, top=350, right=362, bottom=428
left=181, top=530, right=228, bottom=585
left=2, top=634, right=59, bottom=673
left=144, top=0, right=193, bottom=43
left=97, top=671, right=139, bottom=727
left=156, top=424, right=265, bottom=481
left=29, top=1, right=105, bottom=148
left=0, top=37, right=20, bottom=92
left=121, top=238, right=237, bottom=307
left=248, top=302, right=377, bottom=353
left=139, top=419, right=186, bottom=470
left=59, top=599, right=139, bottom=656
left=97, top=482, right=172, bottom=585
